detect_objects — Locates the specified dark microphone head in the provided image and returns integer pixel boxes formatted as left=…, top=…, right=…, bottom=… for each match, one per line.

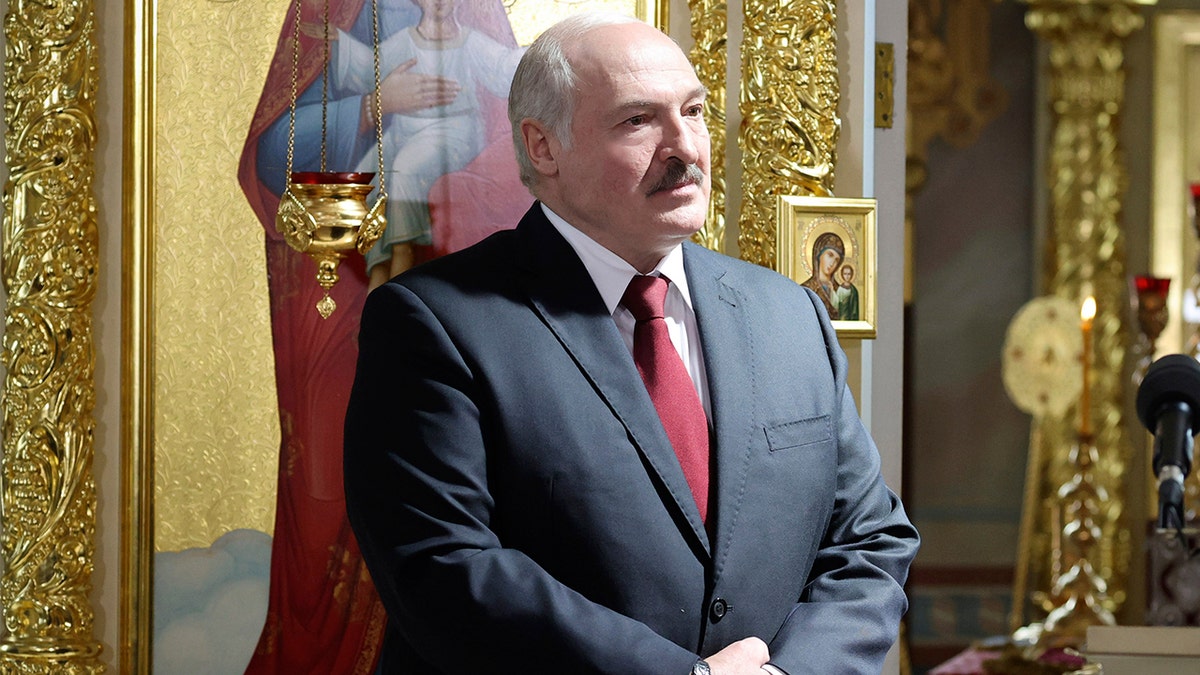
left=1136, top=354, right=1200, bottom=435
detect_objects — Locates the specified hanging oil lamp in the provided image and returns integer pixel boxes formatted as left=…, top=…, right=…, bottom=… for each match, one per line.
left=275, top=0, right=387, bottom=318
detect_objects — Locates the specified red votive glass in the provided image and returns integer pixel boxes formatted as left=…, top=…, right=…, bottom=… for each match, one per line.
left=291, top=171, right=375, bottom=185
left=1134, top=275, right=1171, bottom=298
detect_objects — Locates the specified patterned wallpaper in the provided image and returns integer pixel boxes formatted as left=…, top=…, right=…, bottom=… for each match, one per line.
left=154, top=0, right=285, bottom=551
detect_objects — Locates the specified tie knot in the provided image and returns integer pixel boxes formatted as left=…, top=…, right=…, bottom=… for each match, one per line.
left=622, top=275, right=669, bottom=322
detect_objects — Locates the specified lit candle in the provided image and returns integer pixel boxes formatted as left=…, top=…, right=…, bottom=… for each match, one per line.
left=1080, top=296, right=1096, bottom=437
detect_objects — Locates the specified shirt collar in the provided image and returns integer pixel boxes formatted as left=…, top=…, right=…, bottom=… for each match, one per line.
left=540, top=203, right=694, bottom=315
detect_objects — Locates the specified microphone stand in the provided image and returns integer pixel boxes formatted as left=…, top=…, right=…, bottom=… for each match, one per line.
left=1157, top=466, right=1186, bottom=533
left=1151, top=400, right=1193, bottom=533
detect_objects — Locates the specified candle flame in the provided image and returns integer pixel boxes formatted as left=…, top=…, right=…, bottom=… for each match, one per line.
left=1081, top=296, right=1096, bottom=323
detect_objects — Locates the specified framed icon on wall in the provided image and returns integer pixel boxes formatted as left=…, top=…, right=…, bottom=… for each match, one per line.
left=777, top=195, right=878, bottom=339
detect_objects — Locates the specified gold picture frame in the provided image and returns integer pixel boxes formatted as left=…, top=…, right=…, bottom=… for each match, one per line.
left=122, top=1, right=665, bottom=673
left=776, top=195, right=878, bottom=339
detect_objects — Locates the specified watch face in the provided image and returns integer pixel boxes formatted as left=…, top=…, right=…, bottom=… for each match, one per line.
left=693, top=660, right=712, bottom=675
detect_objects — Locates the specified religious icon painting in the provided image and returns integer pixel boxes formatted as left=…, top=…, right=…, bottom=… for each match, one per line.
left=777, top=195, right=878, bottom=339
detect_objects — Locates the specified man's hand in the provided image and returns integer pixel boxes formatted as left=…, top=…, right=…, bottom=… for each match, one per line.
left=705, top=637, right=770, bottom=675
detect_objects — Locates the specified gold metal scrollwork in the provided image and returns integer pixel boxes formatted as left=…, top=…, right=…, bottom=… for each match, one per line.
left=1, top=0, right=105, bottom=671
left=687, top=0, right=727, bottom=252
left=738, top=0, right=839, bottom=269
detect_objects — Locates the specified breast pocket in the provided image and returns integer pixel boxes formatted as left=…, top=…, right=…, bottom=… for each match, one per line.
left=763, top=414, right=833, bottom=452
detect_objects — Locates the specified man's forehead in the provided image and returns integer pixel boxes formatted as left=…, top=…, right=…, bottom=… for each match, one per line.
left=574, top=53, right=702, bottom=106
left=571, top=23, right=691, bottom=77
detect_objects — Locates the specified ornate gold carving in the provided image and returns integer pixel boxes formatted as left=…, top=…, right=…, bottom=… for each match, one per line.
left=1042, top=434, right=1117, bottom=637
left=687, top=0, right=727, bottom=252
left=737, top=0, right=839, bottom=269
left=1019, top=0, right=1152, bottom=638
left=1, top=0, right=105, bottom=671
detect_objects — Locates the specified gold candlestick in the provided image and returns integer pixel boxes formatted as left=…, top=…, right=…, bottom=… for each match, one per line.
left=1041, top=295, right=1116, bottom=644
left=1041, top=433, right=1117, bottom=643
left=1080, top=296, right=1095, bottom=437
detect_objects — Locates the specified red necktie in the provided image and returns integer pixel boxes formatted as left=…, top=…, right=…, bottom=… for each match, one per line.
left=622, top=274, right=710, bottom=522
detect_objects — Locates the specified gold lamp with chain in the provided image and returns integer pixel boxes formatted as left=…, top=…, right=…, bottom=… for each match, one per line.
left=275, top=0, right=388, bottom=318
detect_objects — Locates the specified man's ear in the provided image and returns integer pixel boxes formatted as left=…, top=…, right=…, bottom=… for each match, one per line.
left=520, top=119, right=559, bottom=178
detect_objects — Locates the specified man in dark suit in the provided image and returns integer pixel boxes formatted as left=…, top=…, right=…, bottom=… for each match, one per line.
left=344, top=11, right=919, bottom=674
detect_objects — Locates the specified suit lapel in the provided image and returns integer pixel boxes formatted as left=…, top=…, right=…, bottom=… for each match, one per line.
left=684, top=243, right=757, bottom=573
left=514, top=206, right=712, bottom=557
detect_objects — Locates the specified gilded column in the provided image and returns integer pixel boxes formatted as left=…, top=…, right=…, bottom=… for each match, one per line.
left=1021, top=0, right=1152, bottom=639
left=737, top=0, right=838, bottom=269
left=687, top=0, right=728, bottom=252
left=1, top=0, right=105, bottom=672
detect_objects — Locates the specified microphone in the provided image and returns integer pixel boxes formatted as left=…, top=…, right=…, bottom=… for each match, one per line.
left=1136, top=354, right=1200, bottom=531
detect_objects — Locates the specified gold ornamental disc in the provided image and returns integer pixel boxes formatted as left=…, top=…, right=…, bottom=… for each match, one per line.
left=1002, top=295, right=1084, bottom=419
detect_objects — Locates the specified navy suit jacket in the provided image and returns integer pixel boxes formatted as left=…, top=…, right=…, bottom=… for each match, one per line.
left=344, top=203, right=919, bottom=674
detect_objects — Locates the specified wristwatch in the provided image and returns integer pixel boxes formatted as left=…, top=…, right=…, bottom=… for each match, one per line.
left=691, top=659, right=711, bottom=675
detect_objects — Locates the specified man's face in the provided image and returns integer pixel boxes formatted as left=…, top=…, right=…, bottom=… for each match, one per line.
left=540, top=23, right=711, bottom=272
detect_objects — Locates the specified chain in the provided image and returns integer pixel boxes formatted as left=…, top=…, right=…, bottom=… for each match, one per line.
left=320, top=0, right=330, bottom=171
left=286, top=0, right=383, bottom=187
left=285, top=0, right=302, bottom=179
left=371, top=0, right=385, bottom=195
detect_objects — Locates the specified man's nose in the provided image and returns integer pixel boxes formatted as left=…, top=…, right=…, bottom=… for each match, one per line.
left=660, top=116, right=703, bottom=165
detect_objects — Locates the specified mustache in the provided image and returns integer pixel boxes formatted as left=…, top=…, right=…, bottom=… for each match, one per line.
left=647, top=160, right=705, bottom=196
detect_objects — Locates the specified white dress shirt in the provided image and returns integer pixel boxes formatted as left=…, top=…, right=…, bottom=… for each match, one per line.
left=542, top=204, right=712, bottom=420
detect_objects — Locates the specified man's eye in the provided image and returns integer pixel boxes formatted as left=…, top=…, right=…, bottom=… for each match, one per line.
left=686, top=105, right=704, bottom=116
left=627, top=115, right=646, bottom=126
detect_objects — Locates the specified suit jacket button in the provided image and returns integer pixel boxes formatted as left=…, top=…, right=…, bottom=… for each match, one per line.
left=709, top=598, right=728, bottom=622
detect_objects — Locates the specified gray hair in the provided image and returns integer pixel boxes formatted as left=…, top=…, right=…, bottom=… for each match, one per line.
left=508, top=11, right=643, bottom=190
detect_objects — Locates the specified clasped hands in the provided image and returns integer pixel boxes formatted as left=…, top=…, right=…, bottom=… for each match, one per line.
left=707, top=636, right=775, bottom=675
